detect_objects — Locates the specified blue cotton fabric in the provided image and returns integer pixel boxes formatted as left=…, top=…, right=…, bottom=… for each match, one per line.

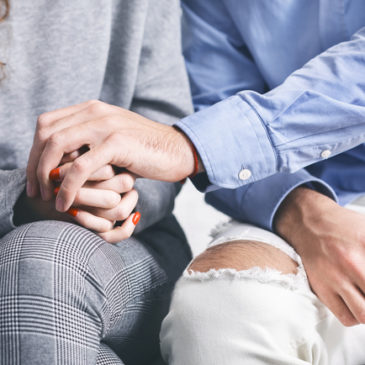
left=179, top=0, right=365, bottom=230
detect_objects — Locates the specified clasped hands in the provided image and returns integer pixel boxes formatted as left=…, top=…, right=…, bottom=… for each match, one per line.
left=25, top=100, right=196, bottom=243
left=25, top=100, right=365, bottom=327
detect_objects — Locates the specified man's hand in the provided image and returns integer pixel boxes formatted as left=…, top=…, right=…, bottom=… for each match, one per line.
left=275, top=187, right=365, bottom=326
left=26, top=100, right=197, bottom=212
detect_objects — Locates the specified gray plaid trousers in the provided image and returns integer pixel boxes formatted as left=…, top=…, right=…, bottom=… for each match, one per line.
left=0, top=216, right=191, bottom=365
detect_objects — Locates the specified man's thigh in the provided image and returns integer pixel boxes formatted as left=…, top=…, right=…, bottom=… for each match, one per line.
left=161, top=222, right=361, bottom=365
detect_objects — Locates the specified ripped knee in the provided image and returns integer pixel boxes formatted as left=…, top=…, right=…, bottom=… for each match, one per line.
left=188, top=240, right=298, bottom=275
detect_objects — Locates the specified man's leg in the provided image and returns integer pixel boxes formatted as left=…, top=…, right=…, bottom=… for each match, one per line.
left=160, top=224, right=350, bottom=365
left=0, top=215, right=190, bottom=365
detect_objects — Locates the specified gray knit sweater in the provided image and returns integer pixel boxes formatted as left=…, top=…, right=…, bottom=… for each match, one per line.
left=0, top=0, right=193, bottom=237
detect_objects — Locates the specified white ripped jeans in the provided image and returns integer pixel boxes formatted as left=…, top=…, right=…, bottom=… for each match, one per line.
left=160, top=208, right=365, bottom=365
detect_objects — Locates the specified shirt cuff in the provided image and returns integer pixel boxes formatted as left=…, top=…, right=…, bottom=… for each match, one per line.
left=205, top=169, right=337, bottom=231
left=175, top=95, right=277, bottom=189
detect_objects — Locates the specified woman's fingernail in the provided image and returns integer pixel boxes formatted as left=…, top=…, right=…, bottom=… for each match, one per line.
left=49, top=168, right=60, bottom=181
left=53, top=187, right=60, bottom=195
left=66, top=208, right=78, bottom=217
left=132, top=212, right=141, bottom=226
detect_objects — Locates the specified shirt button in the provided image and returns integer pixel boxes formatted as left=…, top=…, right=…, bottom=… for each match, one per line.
left=239, top=168, right=252, bottom=181
left=321, top=149, right=331, bottom=159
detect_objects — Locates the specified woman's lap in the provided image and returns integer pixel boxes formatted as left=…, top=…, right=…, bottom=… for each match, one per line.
left=0, top=216, right=189, bottom=365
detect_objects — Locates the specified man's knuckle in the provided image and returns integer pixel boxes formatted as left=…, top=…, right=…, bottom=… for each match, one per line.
left=86, top=99, right=98, bottom=106
left=87, top=100, right=104, bottom=114
left=37, top=129, right=49, bottom=144
left=107, top=132, right=122, bottom=145
left=37, top=113, right=51, bottom=128
left=48, top=133, right=62, bottom=147
left=358, top=311, right=365, bottom=324
left=336, top=279, right=350, bottom=294
left=340, top=314, right=357, bottom=327
left=342, top=251, right=358, bottom=270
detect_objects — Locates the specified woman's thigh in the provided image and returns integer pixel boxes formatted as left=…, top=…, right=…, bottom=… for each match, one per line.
left=0, top=216, right=189, bottom=365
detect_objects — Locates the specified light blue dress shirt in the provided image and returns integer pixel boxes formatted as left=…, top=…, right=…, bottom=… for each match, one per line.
left=177, top=0, right=365, bottom=230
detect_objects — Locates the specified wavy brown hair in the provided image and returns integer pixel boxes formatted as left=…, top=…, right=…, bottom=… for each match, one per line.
left=0, top=0, right=9, bottom=75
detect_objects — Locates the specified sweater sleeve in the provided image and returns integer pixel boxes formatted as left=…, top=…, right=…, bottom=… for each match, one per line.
left=129, top=0, right=194, bottom=233
left=0, top=168, right=26, bottom=238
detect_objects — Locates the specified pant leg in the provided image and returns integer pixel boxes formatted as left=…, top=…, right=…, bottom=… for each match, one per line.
left=161, top=274, right=336, bottom=365
left=96, top=343, right=124, bottom=365
left=160, top=234, right=365, bottom=365
left=0, top=215, right=190, bottom=365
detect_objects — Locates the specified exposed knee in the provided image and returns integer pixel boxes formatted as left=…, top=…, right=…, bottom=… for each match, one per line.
left=188, top=240, right=298, bottom=275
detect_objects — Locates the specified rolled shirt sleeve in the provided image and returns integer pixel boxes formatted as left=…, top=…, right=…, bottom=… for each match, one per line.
left=205, top=169, right=337, bottom=231
left=177, top=26, right=365, bottom=190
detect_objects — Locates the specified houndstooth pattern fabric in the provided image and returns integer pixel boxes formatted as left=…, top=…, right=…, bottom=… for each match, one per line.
left=96, top=344, right=124, bottom=365
left=0, top=218, right=190, bottom=365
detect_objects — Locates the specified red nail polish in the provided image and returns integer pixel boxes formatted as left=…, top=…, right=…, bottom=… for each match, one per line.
left=53, top=187, right=60, bottom=195
left=132, top=212, right=141, bottom=226
left=49, top=168, right=60, bottom=181
left=67, top=208, right=78, bottom=217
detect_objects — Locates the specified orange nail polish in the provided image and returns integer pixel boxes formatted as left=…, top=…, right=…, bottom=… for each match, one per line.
left=49, top=168, right=60, bottom=181
left=132, top=212, right=141, bottom=226
left=53, top=187, right=60, bottom=195
left=66, top=208, right=78, bottom=217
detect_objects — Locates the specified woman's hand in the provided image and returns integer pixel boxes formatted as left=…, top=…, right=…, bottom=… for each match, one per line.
left=275, top=187, right=365, bottom=327
left=26, top=149, right=141, bottom=243
left=26, top=100, right=197, bottom=211
left=51, top=165, right=140, bottom=243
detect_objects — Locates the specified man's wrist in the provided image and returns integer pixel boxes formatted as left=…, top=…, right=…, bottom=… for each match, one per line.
left=274, top=186, right=333, bottom=249
left=172, top=126, right=204, bottom=178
